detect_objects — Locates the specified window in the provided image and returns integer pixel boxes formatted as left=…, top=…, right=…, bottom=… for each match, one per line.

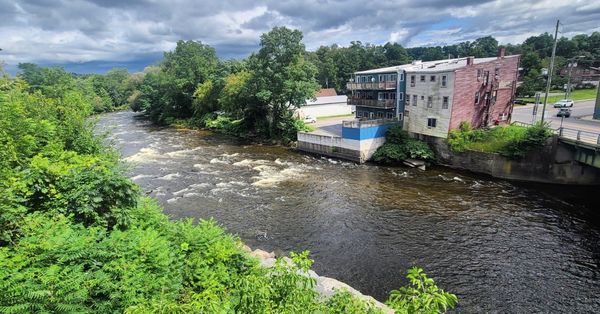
left=475, top=91, right=480, bottom=104
left=391, top=74, right=397, bottom=81
left=356, top=111, right=362, bottom=118
left=420, top=75, right=426, bottom=82
left=398, top=92, right=404, bottom=101
left=386, top=112, right=394, bottom=119
left=406, top=94, right=410, bottom=105
left=427, top=118, right=437, bottom=128
left=379, top=74, right=384, bottom=82
left=377, top=111, right=384, bottom=118
left=410, top=75, right=416, bottom=86
left=413, top=95, right=418, bottom=106
left=495, top=67, right=500, bottom=77
left=405, top=110, right=409, bottom=117
left=499, top=112, right=508, bottom=121
left=430, top=75, right=436, bottom=82
left=441, top=75, right=447, bottom=87
left=477, top=69, right=482, bottom=81
left=399, top=73, right=404, bottom=81
left=484, top=71, right=489, bottom=85
left=427, top=96, right=433, bottom=108
left=421, top=95, right=425, bottom=101
left=442, top=96, right=449, bottom=109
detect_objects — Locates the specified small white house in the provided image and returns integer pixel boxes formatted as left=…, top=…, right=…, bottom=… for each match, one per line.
left=297, top=88, right=352, bottom=118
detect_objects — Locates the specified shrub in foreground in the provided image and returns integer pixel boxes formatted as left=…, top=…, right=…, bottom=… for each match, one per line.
left=372, top=126, right=434, bottom=163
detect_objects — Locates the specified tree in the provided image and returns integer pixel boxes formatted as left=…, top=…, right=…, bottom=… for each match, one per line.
left=162, top=40, right=218, bottom=119
left=219, top=70, right=252, bottom=118
left=245, top=27, right=319, bottom=140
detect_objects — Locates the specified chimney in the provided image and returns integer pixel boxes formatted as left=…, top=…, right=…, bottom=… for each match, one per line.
left=498, top=47, right=506, bottom=59
left=466, top=57, right=474, bottom=66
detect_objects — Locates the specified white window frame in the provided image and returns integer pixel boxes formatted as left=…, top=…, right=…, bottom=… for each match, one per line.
left=399, top=73, right=404, bottom=81
left=398, top=92, right=404, bottom=101
left=378, top=92, right=384, bottom=100
left=441, top=75, right=447, bottom=87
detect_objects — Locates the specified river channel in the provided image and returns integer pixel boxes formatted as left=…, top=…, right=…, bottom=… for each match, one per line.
left=97, top=111, right=600, bottom=313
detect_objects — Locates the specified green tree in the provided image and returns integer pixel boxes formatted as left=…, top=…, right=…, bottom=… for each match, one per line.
left=245, top=27, right=319, bottom=140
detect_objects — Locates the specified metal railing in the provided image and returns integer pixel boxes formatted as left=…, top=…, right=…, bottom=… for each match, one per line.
left=346, top=81, right=397, bottom=90
left=342, top=118, right=398, bottom=128
left=347, top=98, right=396, bottom=109
left=512, top=121, right=600, bottom=147
left=558, top=127, right=600, bottom=146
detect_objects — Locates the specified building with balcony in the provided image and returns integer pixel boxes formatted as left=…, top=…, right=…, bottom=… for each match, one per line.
left=347, top=48, right=520, bottom=139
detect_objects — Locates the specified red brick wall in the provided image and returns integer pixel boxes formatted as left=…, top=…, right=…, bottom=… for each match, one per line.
left=449, top=56, right=520, bottom=130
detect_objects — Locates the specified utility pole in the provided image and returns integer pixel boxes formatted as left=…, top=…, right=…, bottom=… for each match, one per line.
left=541, top=19, right=559, bottom=123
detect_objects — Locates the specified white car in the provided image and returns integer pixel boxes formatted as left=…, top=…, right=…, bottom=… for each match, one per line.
left=303, top=116, right=317, bottom=123
left=553, top=99, right=574, bottom=108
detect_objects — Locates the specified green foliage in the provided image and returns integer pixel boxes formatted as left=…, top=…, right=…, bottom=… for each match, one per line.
left=448, top=122, right=553, bottom=159
left=0, top=66, right=458, bottom=314
left=386, top=267, right=458, bottom=314
left=372, top=126, right=434, bottom=163
left=501, top=122, right=554, bottom=158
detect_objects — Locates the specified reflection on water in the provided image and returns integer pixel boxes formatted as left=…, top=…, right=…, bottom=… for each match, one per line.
left=98, top=111, right=600, bottom=313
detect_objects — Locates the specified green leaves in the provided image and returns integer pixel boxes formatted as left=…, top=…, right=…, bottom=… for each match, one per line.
left=372, top=126, right=434, bottom=163
left=386, top=267, right=458, bottom=314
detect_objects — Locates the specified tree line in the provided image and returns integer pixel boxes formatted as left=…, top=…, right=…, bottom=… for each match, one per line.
left=15, top=28, right=600, bottom=141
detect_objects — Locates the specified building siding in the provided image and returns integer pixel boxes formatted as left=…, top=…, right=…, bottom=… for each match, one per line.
left=404, top=71, right=455, bottom=138
left=450, top=56, right=520, bottom=130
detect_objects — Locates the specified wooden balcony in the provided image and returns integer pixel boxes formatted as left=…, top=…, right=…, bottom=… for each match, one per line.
left=346, top=81, right=397, bottom=90
left=347, top=97, right=396, bottom=109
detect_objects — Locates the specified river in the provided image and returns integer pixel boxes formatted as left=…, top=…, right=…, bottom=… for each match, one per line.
left=97, top=111, right=600, bottom=313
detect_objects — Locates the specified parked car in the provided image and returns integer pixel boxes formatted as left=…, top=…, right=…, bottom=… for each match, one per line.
left=553, top=99, right=574, bottom=108
left=303, top=115, right=317, bottom=123
left=556, top=108, right=572, bottom=118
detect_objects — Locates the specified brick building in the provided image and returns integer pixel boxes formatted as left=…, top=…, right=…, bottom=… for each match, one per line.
left=347, top=48, right=520, bottom=139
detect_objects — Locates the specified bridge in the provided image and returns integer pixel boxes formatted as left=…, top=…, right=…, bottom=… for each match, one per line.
left=557, top=127, right=600, bottom=168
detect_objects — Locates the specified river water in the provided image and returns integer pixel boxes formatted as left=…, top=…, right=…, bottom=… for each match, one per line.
left=97, top=111, right=600, bottom=313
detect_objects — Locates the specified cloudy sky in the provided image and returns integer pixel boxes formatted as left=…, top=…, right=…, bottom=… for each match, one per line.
left=1, top=0, right=599, bottom=74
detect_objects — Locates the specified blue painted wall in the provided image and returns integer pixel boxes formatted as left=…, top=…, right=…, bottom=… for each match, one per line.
left=342, top=123, right=394, bottom=140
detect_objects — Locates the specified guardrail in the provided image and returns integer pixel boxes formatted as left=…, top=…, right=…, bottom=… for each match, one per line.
left=558, top=127, right=600, bottom=146
left=347, top=98, right=396, bottom=109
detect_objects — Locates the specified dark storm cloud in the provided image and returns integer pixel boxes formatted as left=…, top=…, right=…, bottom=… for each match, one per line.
left=1, top=0, right=598, bottom=73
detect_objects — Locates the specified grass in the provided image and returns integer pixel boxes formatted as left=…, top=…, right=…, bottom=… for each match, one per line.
left=448, top=123, right=529, bottom=153
left=517, top=88, right=597, bottom=104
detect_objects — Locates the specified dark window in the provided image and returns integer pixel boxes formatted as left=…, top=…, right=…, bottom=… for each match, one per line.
left=406, top=94, right=410, bottom=105
left=441, top=75, right=447, bottom=87
left=477, top=69, right=482, bottom=81
left=475, top=92, right=480, bottom=104
left=430, top=75, right=436, bottom=82
left=427, top=118, right=437, bottom=128
left=410, top=75, right=416, bottom=86
left=427, top=96, right=433, bottom=108
left=413, top=95, right=418, bottom=106
left=398, top=92, right=403, bottom=100
left=377, top=111, right=384, bottom=118
left=420, top=75, right=426, bottom=82
left=442, top=96, right=449, bottom=109
left=495, top=67, right=500, bottom=76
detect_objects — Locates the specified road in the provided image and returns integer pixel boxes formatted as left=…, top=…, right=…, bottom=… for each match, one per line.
left=512, top=99, right=600, bottom=133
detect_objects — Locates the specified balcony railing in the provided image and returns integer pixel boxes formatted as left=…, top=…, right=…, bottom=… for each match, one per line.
left=346, top=81, right=397, bottom=90
left=342, top=118, right=399, bottom=128
left=347, top=97, right=396, bottom=109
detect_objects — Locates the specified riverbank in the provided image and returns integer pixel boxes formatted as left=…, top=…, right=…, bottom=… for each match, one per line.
left=97, top=111, right=600, bottom=312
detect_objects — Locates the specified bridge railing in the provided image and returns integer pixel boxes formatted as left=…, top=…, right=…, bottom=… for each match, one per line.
left=557, top=127, right=600, bottom=146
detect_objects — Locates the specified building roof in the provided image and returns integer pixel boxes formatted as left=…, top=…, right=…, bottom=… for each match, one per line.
left=354, top=55, right=520, bottom=75
left=305, top=95, right=347, bottom=106
left=315, top=88, right=337, bottom=97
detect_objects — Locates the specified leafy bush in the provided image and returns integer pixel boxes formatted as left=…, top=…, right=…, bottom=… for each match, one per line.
left=501, top=122, right=553, bottom=158
left=372, top=126, right=434, bottom=163
left=387, top=267, right=458, bottom=313
left=448, top=121, right=552, bottom=159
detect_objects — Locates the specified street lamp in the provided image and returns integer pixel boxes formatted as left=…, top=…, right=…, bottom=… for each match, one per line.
left=564, top=55, right=586, bottom=99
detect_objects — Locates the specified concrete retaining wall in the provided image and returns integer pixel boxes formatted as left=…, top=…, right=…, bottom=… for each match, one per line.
left=297, top=132, right=386, bottom=163
left=428, top=136, right=600, bottom=185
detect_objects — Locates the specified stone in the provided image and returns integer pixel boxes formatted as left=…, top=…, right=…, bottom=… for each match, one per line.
left=249, top=249, right=275, bottom=260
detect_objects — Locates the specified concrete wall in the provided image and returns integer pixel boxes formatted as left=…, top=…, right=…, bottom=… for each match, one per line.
left=297, top=103, right=353, bottom=118
left=450, top=56, right=519, bottom=130
left=429, top=136, right=600, bottom=185
left=297, top=130, right=388, bottom=163
left=405, top=71, right=455, bottom=138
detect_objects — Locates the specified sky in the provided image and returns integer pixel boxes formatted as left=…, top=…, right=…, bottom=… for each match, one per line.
left=1, top=0, right=600, bottom=74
